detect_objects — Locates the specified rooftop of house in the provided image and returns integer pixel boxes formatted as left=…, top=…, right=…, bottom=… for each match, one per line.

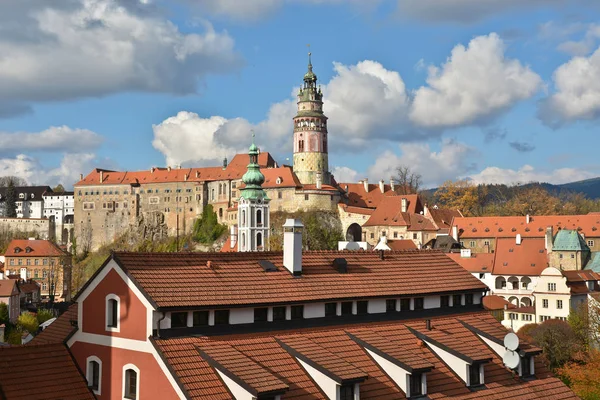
left=153, top=311, right=573, bottom=400
left=17, top=280, right=40, bottom=294
left=386, top=240, right=417, bottom=251
left=492, top=238, right=549, bottom=276
left=452, top=215, right=600, bottom=239
left=426, top=207, right=463, bottom=233
left=239, top=165, right=301, bottom=189
left=423, top=235, right=462, bottom=252
left=338, top=203, right=376, bottom=215
left=0, top=279, right=18, bottom=297
left=0, top=343, right=94, bottom=400
left=585, top=252, right=600, bottom=272
left=553, top=229, right=590, bottom=251
left=339, top=183, right=418, bottom=210
left=0, top=186, right=53, bottom=203
left=78, top=250, right=488, bottom=309
left=447, top=252, right=495, bottom=273
left=4, top=239, right=69, bottom=257
left=363, top=197, right=435, bottom=229
left=482, top=295, right=516, bottom=311
left=75, top=152, right=276, bottom=186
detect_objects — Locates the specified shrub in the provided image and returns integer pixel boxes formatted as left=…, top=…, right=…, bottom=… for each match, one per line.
left=17, top=312, right=39, bottom=334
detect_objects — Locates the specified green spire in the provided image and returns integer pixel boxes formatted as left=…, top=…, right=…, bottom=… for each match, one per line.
left=304, top=50, right=317, bottom=84
left=240, top=131, right=269, bottom=201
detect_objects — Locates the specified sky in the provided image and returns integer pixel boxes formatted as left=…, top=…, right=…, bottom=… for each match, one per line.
left=1, top=0, right=600, bottom=189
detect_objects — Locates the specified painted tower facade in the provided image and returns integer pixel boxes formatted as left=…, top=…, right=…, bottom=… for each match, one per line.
left=238, top=135, right=270, bottom=252
left=292, top=53, right=331, bottom=186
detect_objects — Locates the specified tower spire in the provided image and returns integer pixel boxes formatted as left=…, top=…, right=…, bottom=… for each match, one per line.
left=307, top=44, right=312, bottom=72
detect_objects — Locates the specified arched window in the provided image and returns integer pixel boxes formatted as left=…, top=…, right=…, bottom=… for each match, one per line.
left=219, top=208, right=223, bottom=218
left=241, top=210, right=246, bottom=226
left=123, top=364, right=139, bottom=400
left=211, top=188, right=215, bottom=201
left=257, top=232, right=263, bottom=248
left=241, top=233, right=246, bottom=251
left=218, top=184, right=222, bottom=195
left=105, top=294, right=120, bottom=332
left=257, top=209, right=262, bottom=226
left=86, top=356, right=102, bottom=395
left=299, top=140, right=305, bottom=152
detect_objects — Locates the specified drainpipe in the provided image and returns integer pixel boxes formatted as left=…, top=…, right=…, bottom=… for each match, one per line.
left=156, top=311, right=166, bottom=338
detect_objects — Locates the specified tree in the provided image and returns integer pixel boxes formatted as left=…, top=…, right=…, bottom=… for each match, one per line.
left=193, top=205, right=227, bottom=244
left=0, top=303, right=9, bottom=325
left=500, top=185, right=560, bottom=216
left=531, top=319, right=582, bottom=369
left=569, top=298, right=600, bottom=349
left=302, top=211, right=344, bottom=250
left=36, top=309, right=54, bottom=324
left=557, top=350, right=600, bottom=400
left=393, top=166, right=422, bottom=195
left=434, top=179, right=486, bottom=216
left=52, top=184, right=65, bottom=193
left=17, top=312, right=39, bottom=334
left=0, top=176, right=27, bottom=187
left=4, top=180, right=17, bottom=218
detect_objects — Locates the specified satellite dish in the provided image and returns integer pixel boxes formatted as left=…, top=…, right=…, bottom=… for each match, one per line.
left=504, top=332, right=519, bottom=351
left=503, top=350, right=520, bottom=370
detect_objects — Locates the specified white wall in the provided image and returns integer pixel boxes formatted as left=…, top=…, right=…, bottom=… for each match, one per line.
left=230, top=308, right=254, bottom=325
left=215, top=369, right=255, bottom=400
left=297, top=358, right=337, bottom=400
left=368, top=299, right=385, bottom=314
left=425, top=340, right=469, bottom=384
left=424, top=296, right=439, bottom=309
left=365, top=349, right=408, bottom=395
left=304, top=302, right=326, bottom=319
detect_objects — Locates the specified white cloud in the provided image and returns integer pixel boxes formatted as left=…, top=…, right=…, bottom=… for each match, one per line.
left=0, top=0, right=241, bottom=115
left=397, top=0, right=570, bottom=24
left=540, top=46, right=600, bottom=125
left=367, top=140, right=477, bottom=187
left=331, top=166, right=359, bottom=183
left=0, top=153, right=114, bottom=188
left=410, top=33, right=542, bottom=128
left=467, top=164, right=595, bottom=185
left=555, top=24, right=600, bottom=56
left=0, top=126, right=103, bottom=153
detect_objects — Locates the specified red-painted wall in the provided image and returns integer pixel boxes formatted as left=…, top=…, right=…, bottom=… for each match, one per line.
left=82, top=268, right=148, bottom=340
left=70, top=341, right=180, bottom=400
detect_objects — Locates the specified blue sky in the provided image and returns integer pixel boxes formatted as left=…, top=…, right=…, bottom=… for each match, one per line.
left=0, top=0, right=599, bottom=188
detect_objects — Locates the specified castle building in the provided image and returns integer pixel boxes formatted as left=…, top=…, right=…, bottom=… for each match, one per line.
left=293, top=52, right=330, bottom=187
left=237, top=136, right=270, bottom=252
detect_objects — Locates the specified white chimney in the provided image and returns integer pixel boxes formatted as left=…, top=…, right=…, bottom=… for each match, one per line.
left=452, top=225, right=459, bottom=241
left=363, top=179, right=369, bottom=192
left=79, top=173, right=83, bottom=181
left=379, top=179, right=385, bottom=194
left=545, top=226, right=553, bottom=253
left=390, top=178, right=396, bottom=192
left=99, top=170, right=104, bottom=183
left=283, top=219, right=303, bottom=276
left=516, top=234, right=522, bottom=245
left=401, top=198, right=407, bottom=213
left=20, top=268, right=26, bottom=280
left=316, top=172, right=323, bottom=190
left=526, top=214, right=530, bottom=224
left=230, top=225, right=237, bottom=249
left=423, top=203, right=429, bottom=217
left=374, top=235, right=391, bottom=251
left=460, top=248, right=471, bottom=258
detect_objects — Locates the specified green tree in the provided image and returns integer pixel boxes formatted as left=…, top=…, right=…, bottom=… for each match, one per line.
left=17, top=312, right=39, bottom=334
left=302, top=211, right=344, bottom=250
left=36, top=309, right=54, bottom=324
left=52, top=184, right=65, bottom=193
left=4, top=180, right=17, bottom=218
left=531, top=319, right=582, bottom=369
left=0, top=303, right=9, bottom=324
left=6, top=328, right=22, bottom=345
left=193, top=205, right=227, bottom=244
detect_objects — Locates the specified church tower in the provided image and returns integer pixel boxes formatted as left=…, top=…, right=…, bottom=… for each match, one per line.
left=238, top=134, right=270, bottom=252
left=292, top=52, right=331, bottom=186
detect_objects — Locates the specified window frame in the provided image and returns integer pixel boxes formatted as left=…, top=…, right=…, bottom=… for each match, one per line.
left=341, top=301, right=353, bottom=316
left=440, top=295, right=450, bottom=308
left=272, top=306, right=286, bottom=321
left=356, top=300, right=368, bottom=315
left=339, top=383, right=355, bottom=400
left=86, top=356, right=102, bottom=395
left=122, top=364, right=140, bottom=400
left=192, top=311, right=209, bottom=327
left=542, top=299, right=549, bottom=308
left=170, top=311, right=188, bottom=328
left=386, top=299, right=397, bottom=313
left=254, top=307, right=268, bottom=323
left=409, top=372, right=423, bottom=397
left=291, top=305, right=304, bottom=320
left=105, top=294, right=120, bottom=332
left=214, top=309, right=230, bottom=325
left=325, top=302, right=337, bottom=317
left=468, top=363, right=482, bottom=386
left=414, top=297, right=424, bottom=310
left=400, top=298, right=411, bottom=311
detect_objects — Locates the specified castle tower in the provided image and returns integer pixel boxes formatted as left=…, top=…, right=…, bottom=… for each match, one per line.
left=292, top=52, right=331, bottom=186
left=238, top=133, right=270, bottom=252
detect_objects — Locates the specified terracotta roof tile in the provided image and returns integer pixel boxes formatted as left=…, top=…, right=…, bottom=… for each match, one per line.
left=491, top=238, right=549, bottom=276
left=340, top=184, right=419, bottom=211
left=109, top=250, right=488, bottom=308
left=453, top=215, right=600, bottom=239
left=448, top=253, right=495, bottom=273
left=386, top=240, right=417, bottom=251
left=0, top=343, right=94, bottom=400
left=0, top=279, right=18, bottom=297
left=482, top=295, right=516, bottom=311
left=154, top=312, right=576, bottom=399
left=427, top=208, right=463, bottom=233
left=4, top=239, right=68, bottom=257
left=338, top=204, right=375, bottom=215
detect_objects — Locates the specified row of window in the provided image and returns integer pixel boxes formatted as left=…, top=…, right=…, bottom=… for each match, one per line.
left=86, top=357, right=138, bottom=399
left=541, top=299, right=563, bottom=309
left=8, top=258, right=53, bottom=266
left=538, top=315, right=566, bottom=322
left=508, top=313, right=533, bottom=321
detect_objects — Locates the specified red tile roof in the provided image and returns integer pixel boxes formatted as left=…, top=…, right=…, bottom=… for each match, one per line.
left=452, top=215, right=600, bottom=239
left=562, top=270, right=600, bottom=282
left=0, top=343, right=94, bottom=399
left=427, top=208, right=463, bottom=233
left=363, top=197, right=433, bottom=228
left=4, top=239, right=68, bottom=257
left=18, top=281, right=40, bottom=294
left=75, top=152, right=276, bottom=186
left=386, top=240, right=418, bottom=250
left=447, top=253, right=495, bottom=273
left=340, top=184, right=420, bottom=211
left=153, top=312, right=575, bottom=399
left=0, top=279, right=18, bottom=297
left=482, top=295, right=516, bottom=311
left=102, top=250, right=488, bottom=308
left=219, top=236, right=238, bottom=252
left=30, top=303, right=78, bottom=345
left=338, top=204, right=375, bottom=215
left=239, top=166, right=301, bottom=190
left=491, top=238, right=548, bottom=276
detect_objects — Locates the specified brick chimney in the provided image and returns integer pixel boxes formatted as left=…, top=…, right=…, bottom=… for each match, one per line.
left=283, top=219, right=303, bottom=276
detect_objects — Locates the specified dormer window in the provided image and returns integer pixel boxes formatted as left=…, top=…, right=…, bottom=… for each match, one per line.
left=468, top=363, right=483, bottom=386
left=25, top=247, right=32, bottom=253
left=339, top=384, right=355, bottom=400
left=519, top=356, right=534, bottom=377
left=409, top=372, right=424, bottom=397
left=14, top=247, right=21, bottom=253
left=276, top=177, right=282, bottom=185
